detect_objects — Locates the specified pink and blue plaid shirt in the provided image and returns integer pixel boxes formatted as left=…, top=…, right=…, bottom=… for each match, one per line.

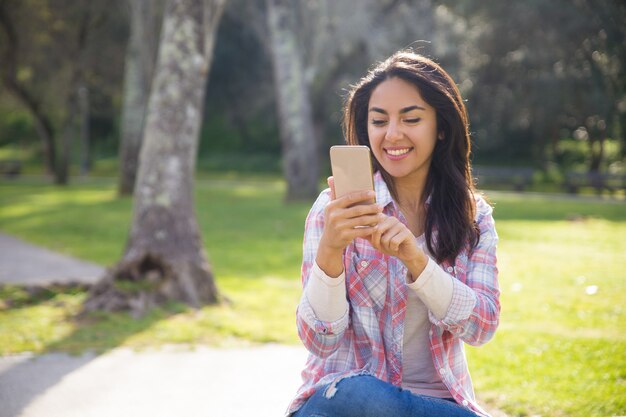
left=287, top=172, right=500, bottom=417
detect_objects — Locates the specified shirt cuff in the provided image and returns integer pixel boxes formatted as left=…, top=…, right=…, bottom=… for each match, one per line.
left=304, top=261, right=349, bottom=322
left=406, top=257, right=453, bottom=320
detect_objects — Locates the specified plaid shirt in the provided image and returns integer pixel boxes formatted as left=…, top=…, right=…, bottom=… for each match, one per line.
left=287, top=172, right=500, bottom=417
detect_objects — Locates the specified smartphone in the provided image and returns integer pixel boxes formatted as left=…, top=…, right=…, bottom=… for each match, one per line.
left=329, top=145, right=375, bottom=205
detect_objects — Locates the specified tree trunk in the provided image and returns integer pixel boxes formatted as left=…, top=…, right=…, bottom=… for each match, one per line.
left=620, top=113, right=626, bottom=159
left=0, top=2, right=57, bottom=177
left=266, top=0, right=319, bottom=201
left=56, top=99, right=76, bottom=186
left=84, top=0, right=227, bottom=317
left=118, top=0, right=160, bottom=196
left=588, top=129, right=606, bottom=173
left=78, top=84, right=90, bottom=176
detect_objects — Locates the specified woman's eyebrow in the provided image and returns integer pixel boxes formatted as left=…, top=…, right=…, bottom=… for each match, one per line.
left=399, top=105, right=425, bottom=113
left=368, top=105, right=426, bottom=114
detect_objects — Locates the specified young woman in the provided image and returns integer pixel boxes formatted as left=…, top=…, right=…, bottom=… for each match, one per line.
left=287, top=51, right=500, bottom=417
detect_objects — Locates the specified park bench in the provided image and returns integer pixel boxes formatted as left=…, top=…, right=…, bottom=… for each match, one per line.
left=563, top=171, right=626, bottom=195
left=0, top=159, right=22, bottom=178
left=472, top=166, right=535, bottom=191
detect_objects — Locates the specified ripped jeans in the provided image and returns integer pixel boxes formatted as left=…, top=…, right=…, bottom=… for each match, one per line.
left=291, top=375, right=479, bottom=417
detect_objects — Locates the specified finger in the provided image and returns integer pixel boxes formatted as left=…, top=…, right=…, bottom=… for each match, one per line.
left=343, top=213, right=383, bottom=229
left=389, top=229, right=410, bottom=252
left=336, top=190, right=377, bottom=208
left=327, top=177, right=336, bottom=200
left=324, top=192, right=375, bottom=214
left=373, top=215, right=397, bottom=236
left=380, top=222, right=405, bottom=249
left=344, top=202, right=384, bottom=219
left=345, top=225, right=377, bottom=241
left=369, top=216, right=387, bottom=245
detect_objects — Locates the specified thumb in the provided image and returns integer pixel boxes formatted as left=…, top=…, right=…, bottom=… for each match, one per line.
left=327, top=176, right=336, bottom=200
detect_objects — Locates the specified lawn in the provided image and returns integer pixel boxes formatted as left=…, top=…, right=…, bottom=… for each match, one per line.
left=0, top=176, right=624, bottom=417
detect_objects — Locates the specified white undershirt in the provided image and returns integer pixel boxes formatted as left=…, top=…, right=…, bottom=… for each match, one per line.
left=305, top=236, right=454, bottom=398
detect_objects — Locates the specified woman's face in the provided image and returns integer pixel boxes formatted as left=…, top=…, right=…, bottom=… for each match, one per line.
left=367, top=77, right=439, bottom=184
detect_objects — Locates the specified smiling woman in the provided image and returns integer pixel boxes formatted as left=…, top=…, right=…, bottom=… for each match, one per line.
left=367, top=78, right=439, bottom=192
left=288, top=51, right=499, bottom=417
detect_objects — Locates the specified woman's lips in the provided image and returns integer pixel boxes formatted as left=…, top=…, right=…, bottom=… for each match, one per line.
left=384, top=147, right=413, bottom=160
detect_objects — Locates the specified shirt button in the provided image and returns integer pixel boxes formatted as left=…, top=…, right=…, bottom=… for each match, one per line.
left=429, top=330, right=433, bottom=336
left=462, top=400, right=469, bottom=406
left=360, top=260, right=368, bottom=268
left=439, top=368, right=446, bottom=375
left=446, top=266, right=453, bottom=273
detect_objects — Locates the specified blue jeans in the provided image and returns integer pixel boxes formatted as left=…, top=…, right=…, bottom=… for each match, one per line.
left=292, top=375, right=478, bottom=417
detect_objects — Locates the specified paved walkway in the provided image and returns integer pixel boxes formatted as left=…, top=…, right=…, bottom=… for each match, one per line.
left=0, top=233, right=104, bottom=285
left=0, top=345, right=307, bottom=417
left=0, top=232, right=508, bottom=417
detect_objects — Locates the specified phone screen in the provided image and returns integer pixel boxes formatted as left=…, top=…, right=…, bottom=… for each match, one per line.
left=329, top=145, right=375, bottom=204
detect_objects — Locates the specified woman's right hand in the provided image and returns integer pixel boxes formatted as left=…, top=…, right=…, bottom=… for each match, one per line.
left=316, top=177, right=383, bottom=277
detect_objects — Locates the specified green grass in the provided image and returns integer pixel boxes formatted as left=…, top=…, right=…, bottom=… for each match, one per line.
left=0, top=176, right=309, bottom=353
left=0, top=178, right=625, bottom=417
left=464, top=192, right=626, bottom=417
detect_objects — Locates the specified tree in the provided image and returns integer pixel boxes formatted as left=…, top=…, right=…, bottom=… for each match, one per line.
left=438, top=0, right=626, bottom=169
left=0, top=1, right=57, bottom=176
left=84, top=0, right=227, bottom=316
left=265, top=0, right=319, bottom=201
left=117, top=0, right=161, bottom=196
left=0, top=0, right=123, bottom=184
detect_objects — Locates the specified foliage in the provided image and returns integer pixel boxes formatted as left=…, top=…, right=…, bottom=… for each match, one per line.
left=550, top=138, right=623, bottom=173
left=438, top=0, right=626, bottom=167
left=1, top=0, right=624, bottom=174
left=1, top=177, right=625, bottom=416
left=201, top=5, right=281, bottom=156
left=0, top=0, right=127, bottom=182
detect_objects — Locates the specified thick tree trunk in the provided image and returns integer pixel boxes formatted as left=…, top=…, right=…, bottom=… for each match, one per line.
left=266, top=0, right=319, bottom=201
left=118, top=0, right=159, bottom=196
left=85, top=0, right=227, bottom=316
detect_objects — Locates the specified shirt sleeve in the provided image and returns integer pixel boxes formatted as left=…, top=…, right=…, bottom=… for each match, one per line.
left=296, top=189, right=350, bottom=358
left=426, top=196, right=500, bottom=346
left=406, top=257, right=454, bottom=320
left=304, top=261, right=349, bottom=322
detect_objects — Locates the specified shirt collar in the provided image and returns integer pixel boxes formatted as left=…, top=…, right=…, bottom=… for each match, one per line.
left=373, top=171, right=394, bottom=208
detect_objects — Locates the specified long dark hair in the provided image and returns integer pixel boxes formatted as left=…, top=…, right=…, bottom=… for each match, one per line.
left=343, top=50, right=479, bottom=263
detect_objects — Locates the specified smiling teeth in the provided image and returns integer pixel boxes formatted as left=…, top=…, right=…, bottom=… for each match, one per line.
left=387, top=148, right=411, bottom=156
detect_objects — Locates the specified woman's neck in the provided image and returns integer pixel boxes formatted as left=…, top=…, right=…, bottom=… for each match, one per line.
left=392, top=172, right=428, bottom=214
left=391, top=173, right=428, bottom=238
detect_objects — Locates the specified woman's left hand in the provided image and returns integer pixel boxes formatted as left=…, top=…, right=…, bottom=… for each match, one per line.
left=366, top=214, right=428, bottom=280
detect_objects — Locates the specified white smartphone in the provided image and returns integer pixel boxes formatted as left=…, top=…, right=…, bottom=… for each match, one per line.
left=329, top=145, right=376, bottom=205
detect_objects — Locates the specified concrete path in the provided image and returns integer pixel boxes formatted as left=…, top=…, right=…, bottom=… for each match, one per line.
left=0, top=233, right=104, bottom=285
left=0, top=345, right=308, bottom=417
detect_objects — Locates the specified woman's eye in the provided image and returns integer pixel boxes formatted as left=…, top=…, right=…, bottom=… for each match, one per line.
left=405, top=118, right=421, bottom=124
left=371, top=119, right=386, bottom=126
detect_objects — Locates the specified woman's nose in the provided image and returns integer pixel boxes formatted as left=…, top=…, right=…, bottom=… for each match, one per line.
left=385, top=121, right=403, bottom=141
